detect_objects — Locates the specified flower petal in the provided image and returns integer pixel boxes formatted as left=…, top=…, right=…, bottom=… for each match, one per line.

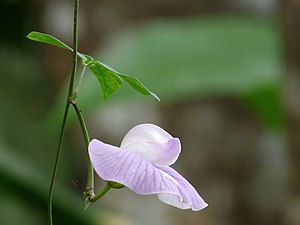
left=89, top=139, right=207, bottom=211
left=120, top=123, right=181, bottom=165
left=157, top=165, right=208, bottom=211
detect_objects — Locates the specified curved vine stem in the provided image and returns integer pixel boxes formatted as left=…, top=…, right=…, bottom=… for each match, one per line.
left=88, top=183, right=111, bottom=202
left=48, top=103, right=70, bottom=225
left=48, top=1, right=79, bottom=225
left=70, top=99, right=94, bottom=192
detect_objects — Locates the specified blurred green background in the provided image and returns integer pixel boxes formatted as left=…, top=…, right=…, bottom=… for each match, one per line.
left=1, top=0, right=300, bottom=225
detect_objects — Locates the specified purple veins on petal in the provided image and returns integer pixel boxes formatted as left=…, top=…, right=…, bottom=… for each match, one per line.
left=157, top=165, right=208, bottom=211
left=89, top=130, right=208, bottom=211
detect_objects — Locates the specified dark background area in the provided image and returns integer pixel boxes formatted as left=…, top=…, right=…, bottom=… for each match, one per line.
left=1, top=0, right=300, bottom=224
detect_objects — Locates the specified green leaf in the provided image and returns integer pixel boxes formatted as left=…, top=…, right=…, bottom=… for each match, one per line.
left=27, top=31, right=159, bottom=100
left=26, top=31, right=72, bottom=51
left=88, top=60, right=123, bottom=99
left=26, top=31, right=89, bottom=63
left=88, top=60, right=159, bottom=100
left=97, top=61, right=159, bottom=100
left=119, top=74, right=160, bottom=101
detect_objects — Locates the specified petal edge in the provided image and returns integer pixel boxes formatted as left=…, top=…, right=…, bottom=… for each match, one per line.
left=89, top=139, right=207, bottom=211
left=120, top=124, right=181, bottom=165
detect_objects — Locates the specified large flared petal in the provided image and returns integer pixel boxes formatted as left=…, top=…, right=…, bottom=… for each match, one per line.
left=89, top=139, right=207, bottom=211
left=120, top=124, right=181, bottom=165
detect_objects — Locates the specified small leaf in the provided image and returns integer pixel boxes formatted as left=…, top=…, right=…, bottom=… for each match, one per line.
left=26, top=31, right=72, bottom=51
left=88, top=60, right=123, bottom=99
left=26, top=31, right=89, bottom=63
left=120, top=74, right=160, bottom=101
left=99, top=61, right=159, bottom=101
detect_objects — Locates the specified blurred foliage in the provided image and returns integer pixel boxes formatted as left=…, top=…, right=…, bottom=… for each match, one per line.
left=0, top=140, right=96, bottom=225
left=0, top=45, right=99, bottom=224
left=0, top=12, right=284, bottom=225
left=43, top=15, right=283, bottom=145
left=0, top=17, right=98, bottom=225
left=52, top=15, right=283, bottom=128
left=101, top=16, right=281, bottom=98
left=240, top=84, right=284, bottom=129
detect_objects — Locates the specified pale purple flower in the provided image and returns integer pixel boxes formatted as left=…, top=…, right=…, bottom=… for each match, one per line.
left=89, top=123, right=208, bottom=211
